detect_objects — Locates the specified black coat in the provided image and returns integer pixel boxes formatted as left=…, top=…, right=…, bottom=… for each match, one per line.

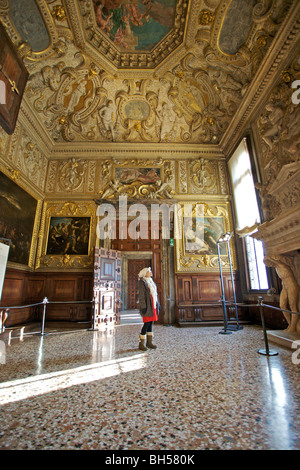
left=138, top=279, right=160, bottom=317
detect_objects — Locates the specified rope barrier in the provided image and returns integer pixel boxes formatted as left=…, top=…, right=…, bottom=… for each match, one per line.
left=0, top=297, right=95, bottom=337
left=1, top=296, right=299, bottom=356
left=0, top=302, right=44, bottom=309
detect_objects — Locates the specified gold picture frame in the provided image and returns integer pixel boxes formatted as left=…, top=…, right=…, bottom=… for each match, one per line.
left=174, top=202, right=236, bottom=272
left=36, top=201, right=97, bottom=270
left=0, top=168, right=42, bottom=269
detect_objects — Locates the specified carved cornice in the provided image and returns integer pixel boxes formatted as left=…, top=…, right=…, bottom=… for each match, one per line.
left=252, top=206, right=300, bottom=256
left=221, top=1, right=300, bottom=157
left=48, top=142, right=225, bottom=160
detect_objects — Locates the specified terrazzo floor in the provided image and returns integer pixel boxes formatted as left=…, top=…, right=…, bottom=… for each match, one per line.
left=0, top=316, right=300, bottom=451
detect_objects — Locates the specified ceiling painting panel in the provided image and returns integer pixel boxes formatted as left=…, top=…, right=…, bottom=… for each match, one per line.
left=0, top=0, right=298, bottom=151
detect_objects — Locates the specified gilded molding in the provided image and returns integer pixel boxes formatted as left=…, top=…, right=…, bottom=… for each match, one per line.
left=174, top=201, right=236, bottom=272
left=36, top=200, right=97, bottom=270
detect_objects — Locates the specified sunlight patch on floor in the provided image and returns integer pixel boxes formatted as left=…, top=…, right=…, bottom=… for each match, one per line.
left=0, top=354, right=147, bottom=405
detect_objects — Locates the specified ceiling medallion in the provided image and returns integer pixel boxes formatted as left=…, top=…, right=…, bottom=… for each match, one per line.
left=76, top=0, right=189, bottom=70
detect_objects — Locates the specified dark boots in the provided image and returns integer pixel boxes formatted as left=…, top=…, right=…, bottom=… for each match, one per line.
left=146, top=332, right=157, bottom=349
left=138, top=332, right=157, bottom=350
left=139, top=334, right=147, bottom=351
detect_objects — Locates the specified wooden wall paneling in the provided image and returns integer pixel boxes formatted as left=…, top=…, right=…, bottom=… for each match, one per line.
left=1, top=268, right=34, bottom=325
left=196, top=277, right=221, bottom=301
left=49, top=278, right=77, bottom=301
left=175, top=273, right=241, bottom=325
left=2, top=276, right=24, bottom=304
left=183, top=278, right=193, bottom=302
left=1, top=269, right=94, bottom=326
left=45, top=274, right=93, bottom=322
left=81, top=277, right=93, bottom=300
left=25, top=277, right=46, bottom=302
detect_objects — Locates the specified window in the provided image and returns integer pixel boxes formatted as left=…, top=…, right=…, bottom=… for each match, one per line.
left=244, top=236, right=269, bottom=290
left=228, top=138, right=269, bottom=291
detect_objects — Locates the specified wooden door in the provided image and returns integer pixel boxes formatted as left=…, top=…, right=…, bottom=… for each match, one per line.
left=111, top=219, right=163, bottom=318
left=127, top=259, right=152, bottom=309
left=93, top=247, right=121, bottom=329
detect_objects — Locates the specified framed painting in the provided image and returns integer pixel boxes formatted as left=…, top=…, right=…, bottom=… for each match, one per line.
left=46, top=217, right=91, bottom=256
left=0, top=22, right=29, bottom=135
left=175, top=203, right=235, bottom=272
left=37, top=201, right=96, bottom=270
left=0, top=170, right=40, bottom=267
left=183, top=216, right=226, bottom=256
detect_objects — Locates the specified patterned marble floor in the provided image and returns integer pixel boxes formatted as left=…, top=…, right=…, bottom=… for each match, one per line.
left=0, top=320, right=299, bottom=451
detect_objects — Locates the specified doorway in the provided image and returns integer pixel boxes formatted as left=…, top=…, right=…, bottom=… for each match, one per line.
left=120, top=252, right=152, bottom=311
left=127, top=258, right=152, bottom=309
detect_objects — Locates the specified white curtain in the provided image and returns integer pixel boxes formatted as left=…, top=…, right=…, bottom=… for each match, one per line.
left=228, top=138, right=260, bottom=236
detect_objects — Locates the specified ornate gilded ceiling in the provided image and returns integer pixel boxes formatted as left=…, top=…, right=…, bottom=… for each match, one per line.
left=0, top=0, right=298, bottom=149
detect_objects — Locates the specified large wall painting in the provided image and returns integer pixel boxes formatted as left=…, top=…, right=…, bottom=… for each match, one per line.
left=93, top=0, right=176, bottom=51
left=0, top=171, right=39, bottom=267
left=37, top=201, right=96, bottom=270
left=175, top=203, right=236, bottom=272
left=183, top=216, right=226, bottom=256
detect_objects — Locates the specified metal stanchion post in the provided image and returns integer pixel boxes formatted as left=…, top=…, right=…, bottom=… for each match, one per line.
left=257, top=296, right=278, bottom=356
left=217, top=242, right=231, bottom=335
left=89, top=298, right=96, bottom=331
left=227, top=238, right=242, bottom=330
left=40, top=297, right=49, bottom=336
left=167, top=296, right=170, bottom=326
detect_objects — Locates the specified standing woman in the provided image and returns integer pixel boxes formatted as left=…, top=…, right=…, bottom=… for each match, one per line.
left=138, top=267, right=160, bottom=350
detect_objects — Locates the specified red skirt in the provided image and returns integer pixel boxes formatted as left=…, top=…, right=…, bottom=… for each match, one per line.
left=142, top=297, right=158, bottom=322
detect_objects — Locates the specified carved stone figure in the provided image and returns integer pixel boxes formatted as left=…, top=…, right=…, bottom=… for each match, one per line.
left=255, top=183, right=274, bottom=221
left=261, top=102, right=284, bottom=150
left=98, top=100, right=116, bottom=140
left=59, top=158, right=86, bottom=191
left=101, top=179, right=120, bottom=199
left=157, top=102, right=177, bottom=142
left=264, top=255, right=300, bottom=333
left=152, top=179, right=175, bottom=199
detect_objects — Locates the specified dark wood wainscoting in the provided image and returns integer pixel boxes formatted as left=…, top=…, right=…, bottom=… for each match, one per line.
left=175, top=273, right=245, bottom=326
left=1, top=268, right=93, bottom=327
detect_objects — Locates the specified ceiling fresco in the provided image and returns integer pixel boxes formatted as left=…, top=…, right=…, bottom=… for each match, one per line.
left=92, top=0, right=176, bottom=52
left=0, top=0, right=297, bottom=147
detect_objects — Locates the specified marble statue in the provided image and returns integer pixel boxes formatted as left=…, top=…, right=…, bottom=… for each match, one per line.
left=264, top=255, right=300, bottom=333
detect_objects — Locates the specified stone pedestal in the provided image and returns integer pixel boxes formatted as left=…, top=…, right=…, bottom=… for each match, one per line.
left=267, top=329, right=300, bottom=350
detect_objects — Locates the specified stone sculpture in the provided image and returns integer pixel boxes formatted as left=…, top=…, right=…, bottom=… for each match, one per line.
left=264, top=255, right=300, bottom=333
